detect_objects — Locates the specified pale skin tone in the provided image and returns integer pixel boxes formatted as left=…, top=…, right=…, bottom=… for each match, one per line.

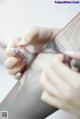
left=4, top=26, right=80, bottom=116
left=41, top=53, right=80, bottom=116
left=4, top=27, right=59, bottom=78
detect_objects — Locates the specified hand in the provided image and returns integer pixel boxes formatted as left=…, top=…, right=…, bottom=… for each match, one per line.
left=4, top=27, right=59, bottom=79
left=41, top=53, right=80, bottom=116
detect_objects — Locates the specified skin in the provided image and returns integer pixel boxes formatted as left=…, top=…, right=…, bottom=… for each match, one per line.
left=41, top=53, right=80, bottom=116
left=4, top=26, right=80, bottom=116
left=3, top=27, right=60, bottom=119
left=4, top=27, right=59, bottom=79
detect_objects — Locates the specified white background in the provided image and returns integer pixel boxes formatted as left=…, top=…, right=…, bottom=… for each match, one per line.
left=0, top=0, right=80, bottom=44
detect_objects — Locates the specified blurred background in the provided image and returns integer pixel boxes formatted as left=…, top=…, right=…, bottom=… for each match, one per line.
left=0, top=0, right=80, bottom=44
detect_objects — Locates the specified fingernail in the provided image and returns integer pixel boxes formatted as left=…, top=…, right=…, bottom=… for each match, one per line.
left=15, top=72, right=22, bottom=80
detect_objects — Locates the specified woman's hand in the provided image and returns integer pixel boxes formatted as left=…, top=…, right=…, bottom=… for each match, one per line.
left=4, top=27, right=59, bottom=79
left=41, top=53, right=80, bottom=116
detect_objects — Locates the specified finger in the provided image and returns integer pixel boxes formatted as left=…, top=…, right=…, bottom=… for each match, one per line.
left=42, top=70, right=80, bottom=107
left=5, top=48, right=16, bottom=57
left=7, top=38, right=20, bottom=48
left=41, top=91, right=80, bottom=115
left=18, top=27, right=48, bottom=53
left=65, top=51, right=80, bottom=60
left=8, top=63, right=24, bottom=75
left=52, top=54, right=64, bottom=62
left=41, top=71, right=63, bottom=99
left=51, top=54, right=80, bottom=88
left=5, top=47, right=26, bottom=57
left=41, top=91, right=75, bottom=112
left=5, top=38, right=21, bottom=56
left=18, top=27, right=53, bottom=47
left=18, top=27, right=60, bottom=54
left=4, top=57, right=21, bottom=69
left=18, top=27, right=40, bottom=47
left=46, top=68, right=72, bottom=98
